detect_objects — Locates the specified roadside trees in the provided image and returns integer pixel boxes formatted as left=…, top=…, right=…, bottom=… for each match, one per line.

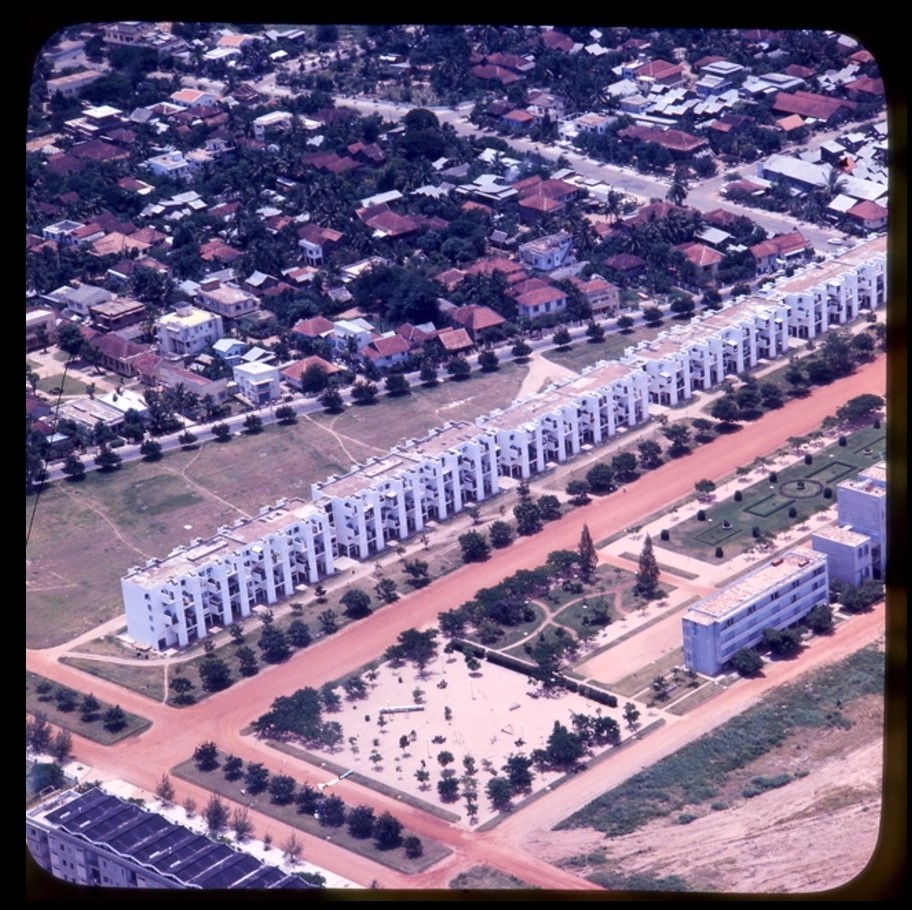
left=193, top=740, right=220, bottom=772
left=488, top=521, right=514, bottom=549
left=341, top=589, right=372, bottom=619
left=61, top=454, right=86, bottom=480
left=730, top=647, right=764, bottom=677
left=578, top=524, right=598, bottom=582
left=458, top=530, right=490, bottom=563
left=586, top=462, right=614, bottom=493
left=204, top=794, right=229, bottom=833
left=319, top=387, right=345, bottom=413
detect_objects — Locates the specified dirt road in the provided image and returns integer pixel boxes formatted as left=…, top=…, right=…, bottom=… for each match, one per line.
left=27, top=356, right=889, bottom=890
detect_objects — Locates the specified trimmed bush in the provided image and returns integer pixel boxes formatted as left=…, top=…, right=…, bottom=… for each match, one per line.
left=715, top=547, right=724, bottom=559
left=804, top=453, right=813, bottom=465
left=823, top=487, right=833, bottom=499
left=733, top=489, right=743, bottom=502
left=769, top=472, right=778, bottom=483
left=697, top=510, right=706, bottom=521
left=752, top=526, right=761, bottom=538
left=838, top=436, right=847, bottom=447
left=660, top=529, right=670, bottom=541
left=788, top=506, right=798, bottom=519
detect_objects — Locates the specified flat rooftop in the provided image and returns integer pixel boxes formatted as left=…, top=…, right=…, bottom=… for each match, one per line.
left=813, top=524, right=870, bottom=546
left=124, top=498, right=326, bottom=586
left=685, top=546, right=826, bottom=624
left=313, top=421, right=493, bottom=499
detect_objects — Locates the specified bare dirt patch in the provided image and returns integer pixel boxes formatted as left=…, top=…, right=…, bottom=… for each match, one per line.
left=540, top=694, right=884, bottom=894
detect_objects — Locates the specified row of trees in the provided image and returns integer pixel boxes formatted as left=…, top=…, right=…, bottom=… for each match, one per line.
left=31, top=680, right=128, bottom=732
left=190, top=742, right=422, bottom=856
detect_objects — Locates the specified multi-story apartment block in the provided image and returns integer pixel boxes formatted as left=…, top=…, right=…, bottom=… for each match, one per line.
left=763, top=235, right=887, bottom=338
left=120, top=241, right=887, bottom=650
left=123, top=499, right=334, bottom=649
left=312, top=422, right=501, bottom=560
left=27, top=787, right=313, bottom=890
left=154, top=305, right=224, bottom=359
left=812, top=461, right=887, bottom=585
left=621, top=296, right=791, bottom=406
left=683, top=547, right=830, bottom=675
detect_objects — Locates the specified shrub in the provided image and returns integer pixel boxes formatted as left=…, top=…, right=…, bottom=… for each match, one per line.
left=710, top=801, right=728, bottom=811
left=678, top=813, right=698, bottom=825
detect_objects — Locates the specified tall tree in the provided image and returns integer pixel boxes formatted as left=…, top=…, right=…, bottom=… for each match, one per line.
left=635, top=534, right=660, bottom=599
left=578, top=524, right=598, bottom=582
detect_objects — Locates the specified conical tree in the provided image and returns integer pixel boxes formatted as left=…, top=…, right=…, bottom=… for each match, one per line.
left=635, top=534, right=660, bottom=599
left=578, top=524, right=598, bottom=582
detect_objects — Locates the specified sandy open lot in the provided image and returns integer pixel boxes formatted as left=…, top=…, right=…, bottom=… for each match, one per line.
left=307, top=649, right=631, bottom=827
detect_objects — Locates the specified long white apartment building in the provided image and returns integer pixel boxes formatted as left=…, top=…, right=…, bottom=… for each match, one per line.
left=683, top=547, right=829, bottom=676
left=620, top=296, right=791, bottom=406
left=312, top=421, right=501, bottom=561
left=123, top=499, right=334, bottom=649
left=481, top=360, right=650, bottom=478
left=121, top=240, right=886, bottom=649
left=763, top=235, right=887, bottom=339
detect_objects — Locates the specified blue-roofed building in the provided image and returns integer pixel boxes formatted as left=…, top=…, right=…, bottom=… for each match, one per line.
left=26, top=788, right=319, bottom=890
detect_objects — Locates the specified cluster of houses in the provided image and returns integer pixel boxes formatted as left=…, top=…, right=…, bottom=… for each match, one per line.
left=120, top=235, right=885, bottom=651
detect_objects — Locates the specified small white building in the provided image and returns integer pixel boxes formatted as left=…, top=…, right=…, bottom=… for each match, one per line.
left=155, top=305, right=224, bottom=358
left=683, top=547, right=829, bottom=676
left=233, top=361, right=281, bottom=406
left=518, top=231, right=574, bottom=272
left=252, top=110, right=293, bottom=140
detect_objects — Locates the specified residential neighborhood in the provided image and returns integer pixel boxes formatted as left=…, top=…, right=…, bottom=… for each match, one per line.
left=26, top=23, right=894, bottom=898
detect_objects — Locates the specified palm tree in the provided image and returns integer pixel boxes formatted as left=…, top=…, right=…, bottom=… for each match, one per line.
left=665, top=167, right=689, bottom=207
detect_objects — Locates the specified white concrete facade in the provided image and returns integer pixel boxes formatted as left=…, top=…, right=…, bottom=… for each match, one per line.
left=312, top=422, right=501, bottom=560
left=123, top=499, right=334, bottom=649
left=764, top=237, right=887, bottom=339
left=233, top=361, right=281, bottom=405
left=683, top=547, right=830, bottom=676
left=121, top=242, right=887, bottom=649
left=155, top=306, right=224, bottom=358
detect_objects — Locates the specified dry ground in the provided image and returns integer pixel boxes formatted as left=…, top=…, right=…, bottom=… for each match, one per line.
left=533, top=690, right=886, bottom=894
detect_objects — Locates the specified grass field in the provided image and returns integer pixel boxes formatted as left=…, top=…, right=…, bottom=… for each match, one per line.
left=26, top=670, right=151, bottom=744
left=25, top=367, right=528, bottom=649
left=542, top=323, right=667, bottom=374
left=656, top=426, right=886, bottom=562
left=173, top=754, right=449, bottom=875
left=556, top=646, right=884, bottom=837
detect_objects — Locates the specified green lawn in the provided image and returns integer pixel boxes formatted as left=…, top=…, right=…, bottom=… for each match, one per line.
left=25, top=367, right=529, bottom=649
left=657, top=425, right=886, bottom=562
left=26, top=671, right=151, bottom=744
left=542, top=323, right=667, bottom=374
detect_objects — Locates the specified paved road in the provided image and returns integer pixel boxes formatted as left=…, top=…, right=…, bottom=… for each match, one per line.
left=26, top=355, right=887, bottom=890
